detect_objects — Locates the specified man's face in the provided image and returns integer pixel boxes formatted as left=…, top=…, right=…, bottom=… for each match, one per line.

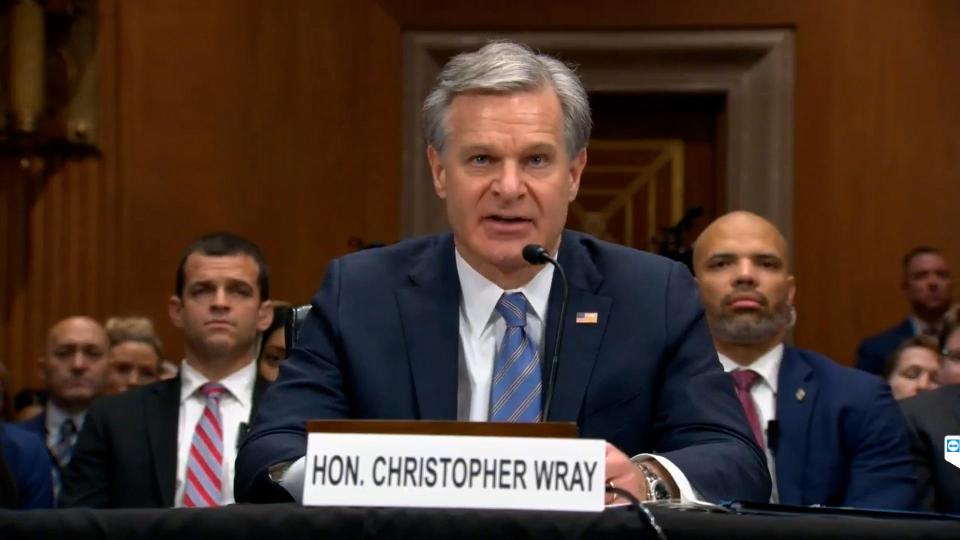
left=694, top=214, right=796, bottom=345
left=940, top=329, right=960, bottom=385
left=41, top=317, right=110, bottom=410
left=902, top=253, right=952, bottom=315
left=168, top=253, right=272, bottom=363
left=887, top=346, right=940, bottom=400
left=427, top=87, right=586, bottom=278
left=107, top=341, right=160, bottom=394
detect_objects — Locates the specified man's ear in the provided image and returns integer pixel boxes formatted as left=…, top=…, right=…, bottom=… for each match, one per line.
left=427, top=145, right=447, bottom=199
left=787, top=274, right=797, bottom=306
left=257, top=300, right=274, bottom=333
left=568, top=148, right=587, bottom=201
left=168, top=295, right=185, bottom=329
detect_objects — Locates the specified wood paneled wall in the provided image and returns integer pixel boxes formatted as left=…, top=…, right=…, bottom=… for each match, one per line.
left=2, top=0, right=958, bottom=395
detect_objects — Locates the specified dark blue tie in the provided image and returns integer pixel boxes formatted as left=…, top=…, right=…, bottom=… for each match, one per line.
left=489, top=292, right=542, bottom=422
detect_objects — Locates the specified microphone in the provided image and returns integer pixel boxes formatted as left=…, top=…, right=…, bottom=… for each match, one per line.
left=522, top=243, right=568, bottom=422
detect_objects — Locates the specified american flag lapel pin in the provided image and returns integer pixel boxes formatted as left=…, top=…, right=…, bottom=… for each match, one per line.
left=575, top=311, right=599, bottom=324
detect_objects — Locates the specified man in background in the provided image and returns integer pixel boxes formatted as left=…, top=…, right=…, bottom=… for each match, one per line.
left=19, top=317, right=110, bottom=494
left=61, top=233, right=273, bottom=508
left=693, top=211, right=915, bottom=509
left=857, top=247, right=953, bottom=375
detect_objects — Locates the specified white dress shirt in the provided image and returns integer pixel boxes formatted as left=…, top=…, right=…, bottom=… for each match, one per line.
left=44, top=402, right=86, bottom=450
left=718, top=343, right=783, bottom=502
left=174, top=359, right=257, bottom=507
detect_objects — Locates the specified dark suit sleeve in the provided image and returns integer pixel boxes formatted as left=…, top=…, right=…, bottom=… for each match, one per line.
left=59, top=400, right=113, bottom=508
left=900, top=399, right=936, bottom=511
left=651, top=262, right=771, bottom=502
left=236, top=259, right=350, bottom=503
left=841, top=380, right=916, bottom=510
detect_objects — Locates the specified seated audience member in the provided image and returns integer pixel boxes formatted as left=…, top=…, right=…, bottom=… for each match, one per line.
left=900, top=318, right=960, bottom=514
left=693, top=211, right=915, bottom=509
left=18, top=317, right=110, bottom=495
left=883, top=336, right=941, bottom=400
left=938, top=316, right=960, bottom=385
left=257, top=303, right=293, bottom=382
left=236, top=41, right=769, bottom=506
left=857, top=247, right=953, bottom=375
left=104, top=316, right=164, bottom=394
left=13, top=389, right=46, bottom=422
left=1, top=361, right=54, bottom=508
left=61, top=232, right=274, bottom=508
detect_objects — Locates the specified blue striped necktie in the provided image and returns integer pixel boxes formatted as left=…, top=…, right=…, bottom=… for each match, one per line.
left=183, top=382, right=226, bottom=507
left=489, top=292, right=543, bottom=422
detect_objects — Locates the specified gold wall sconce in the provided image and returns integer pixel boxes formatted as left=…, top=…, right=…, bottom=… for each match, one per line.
left=1, top=0, right=99, bottom=176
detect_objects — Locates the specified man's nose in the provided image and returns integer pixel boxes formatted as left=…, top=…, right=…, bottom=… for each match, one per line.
left=212, top=287, right=229, bottom=307
left=732, top=260, right=758, bottom=286
left=70, top=353, right=89, bottom=371
left=492, top=162, right=525, bottom=198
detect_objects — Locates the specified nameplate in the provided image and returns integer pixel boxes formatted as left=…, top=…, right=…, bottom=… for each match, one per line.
left=303, top=432, right=605, bottom=512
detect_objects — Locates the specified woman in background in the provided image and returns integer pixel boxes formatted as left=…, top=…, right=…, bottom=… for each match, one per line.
left=104, top=317, right=164, bottom=394
left=258, top=303, right=293, bottom=382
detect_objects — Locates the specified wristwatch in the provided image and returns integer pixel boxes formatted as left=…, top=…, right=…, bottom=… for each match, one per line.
left=631, top=458, right=672, bottom=501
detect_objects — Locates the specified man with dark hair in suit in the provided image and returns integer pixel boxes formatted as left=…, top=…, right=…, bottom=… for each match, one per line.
left=236, top=41, right=769, bottom=506
left=693, top=211, right=915, bottom=509
left=857, top=247, right=953, bottom=375
left=61, top=232, right=274, bottom=508
left=18, top=317, right=110, bottom=496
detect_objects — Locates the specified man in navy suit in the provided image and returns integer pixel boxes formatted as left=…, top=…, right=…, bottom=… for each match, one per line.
left=235, top=41, right=769, bottom=505
left=693, top=211, right=915, bottom=509
left=856, top=247, right=953, bottom=375
left=18, top=317, right=110, bottom=495
left=1, top=422, right=54, bottom=509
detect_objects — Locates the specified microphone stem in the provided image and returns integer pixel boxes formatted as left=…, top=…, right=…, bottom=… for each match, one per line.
left=542, top=259, right=567, bottom=422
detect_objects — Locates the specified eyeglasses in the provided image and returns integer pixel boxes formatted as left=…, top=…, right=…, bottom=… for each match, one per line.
left=942, top=349, right=960, bottom=362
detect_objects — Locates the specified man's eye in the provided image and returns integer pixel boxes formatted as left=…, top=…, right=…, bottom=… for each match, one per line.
left=528, top=154, right=547, bottom=166
left=470, top=155, right=489, bottom=166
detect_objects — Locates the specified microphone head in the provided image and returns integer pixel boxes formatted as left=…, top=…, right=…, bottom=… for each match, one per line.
left=522, top=244, right=550, bottom=265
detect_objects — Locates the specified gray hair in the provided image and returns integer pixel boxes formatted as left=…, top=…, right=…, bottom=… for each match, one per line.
left=422, top=41, right=592, bottom=158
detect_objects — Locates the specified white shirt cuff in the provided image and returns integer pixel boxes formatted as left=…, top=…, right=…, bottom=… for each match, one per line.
left=633, top=453, right=703, bottom=503
left=278, top=456, right=307, bottom=503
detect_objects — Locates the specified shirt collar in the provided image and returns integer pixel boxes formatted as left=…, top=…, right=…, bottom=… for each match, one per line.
left=909, top=315, right=940, bottom=336
left=454, top=247, right=555, bottom=338
left=717, top=343, right=784, bottom=393
left=179, top=358, right=257, bottom=407
left=45, top=401, right=86, bottom=433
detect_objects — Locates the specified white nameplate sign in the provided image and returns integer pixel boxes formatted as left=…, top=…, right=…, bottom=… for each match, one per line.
left=303, top=432, right=605, bottom=512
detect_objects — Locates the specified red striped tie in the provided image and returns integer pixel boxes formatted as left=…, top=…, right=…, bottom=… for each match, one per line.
left=183, top=383, right=226, bottom=507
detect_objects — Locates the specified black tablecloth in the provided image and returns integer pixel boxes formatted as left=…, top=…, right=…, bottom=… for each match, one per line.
left=1, top=503, right=958, bottom=539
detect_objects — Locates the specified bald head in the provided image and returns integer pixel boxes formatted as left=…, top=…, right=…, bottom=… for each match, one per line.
left=693, top=211, right=795, bottom=358
left=42, top=316, right=110, bottom=413
left=693, top=211, right=790, bottom=274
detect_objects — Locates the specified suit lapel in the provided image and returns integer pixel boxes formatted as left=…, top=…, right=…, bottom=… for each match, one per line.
left=774, top=347, right=818, bottom=505
left=543, top=231, right=611, bottom=422
left=396, top=235, right=460, bottom=420
left=144, top=377, right=182, bottom=507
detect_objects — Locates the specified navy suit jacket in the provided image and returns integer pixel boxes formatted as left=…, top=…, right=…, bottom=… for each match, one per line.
left=236, top=230, right=770, bottom=503
left=856, top=319, right=914, bottom=375
left=0, top=423, right=54, bottom=509
left=774, top=347, right=915, bottom=509
left=17, top=414, right=45, bottom=446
